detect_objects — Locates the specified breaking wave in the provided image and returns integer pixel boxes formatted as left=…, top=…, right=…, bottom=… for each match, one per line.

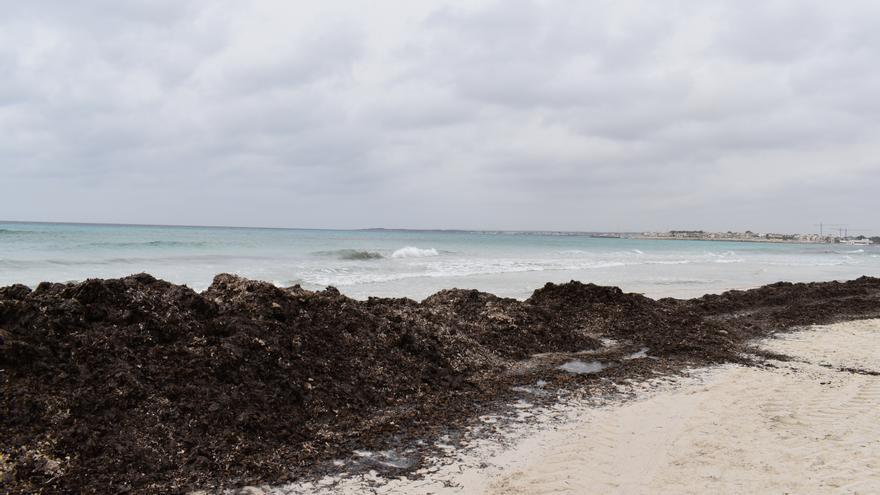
left=314, top=249, right=384, bottom=260
left=391, top=247, right=439, bottom=258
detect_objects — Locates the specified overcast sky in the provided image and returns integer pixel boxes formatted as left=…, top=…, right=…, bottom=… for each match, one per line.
left=1, top=0, right=878, bottom=234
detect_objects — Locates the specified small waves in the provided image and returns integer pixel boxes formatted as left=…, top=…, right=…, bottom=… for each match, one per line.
left=82, top=240, right=209, bottom=248
left=706, top=251, right=744, bottom=264
left=0, top=253, right=251, bottom=268
left=300, top=261, right=543, bottom=287
left=299, top=259, right=634, bottom=287
left=314, top=249, right=384, bottom=260
left=653, top=278, right=717, bottom=286
left=391, top=246, right=439, bottom=258
left=313, top=246, right=446, bottom=260
left=0, top=228, right=35, bottom=236
left=762, top=260, right=855, bottom=267
left=0, top=258, right=125, bottom=268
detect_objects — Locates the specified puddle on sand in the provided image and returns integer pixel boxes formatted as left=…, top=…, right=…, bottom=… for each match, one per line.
left=558, top=360, right=609, bottom=374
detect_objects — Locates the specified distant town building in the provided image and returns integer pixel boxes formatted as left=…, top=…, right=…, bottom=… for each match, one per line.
left=636, top=230, right=841, bottom=244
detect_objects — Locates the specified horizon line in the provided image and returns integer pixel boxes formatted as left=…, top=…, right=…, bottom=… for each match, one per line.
left=0, top=219, right=630, bottom=234
left=0, top=219, right=863, bottom=236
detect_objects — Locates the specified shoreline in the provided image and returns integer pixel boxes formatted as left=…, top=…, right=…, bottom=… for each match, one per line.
left=3, top=274, right=880, bottom=493
left=631, top=235, right=844, bottom=245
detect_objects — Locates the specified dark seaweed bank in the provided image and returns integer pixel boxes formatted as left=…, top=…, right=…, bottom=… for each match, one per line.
left=2, top=274, right=880, bottom=494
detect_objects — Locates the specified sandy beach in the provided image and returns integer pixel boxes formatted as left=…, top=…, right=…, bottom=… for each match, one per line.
left=275, top=319, right=880, bottom=495
left=7, top=275, right=880, bottom=494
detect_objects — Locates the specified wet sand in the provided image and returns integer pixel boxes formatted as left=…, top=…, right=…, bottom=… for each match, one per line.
left=276, top=319, right=880, bottom=494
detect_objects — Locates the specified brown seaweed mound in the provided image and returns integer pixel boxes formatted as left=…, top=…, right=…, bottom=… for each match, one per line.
left=2, top=274, right=880, bottom=494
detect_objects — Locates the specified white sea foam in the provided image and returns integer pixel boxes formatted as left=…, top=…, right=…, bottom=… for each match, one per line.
left=391, top=246, right=439, bottom=258
left=301, top=260, right=545, bottom=286
left=652, top=278, right=715, bottom=285
left=704, top=251, right=744, bottom=264
left=298, top=258, right=638, bottom=287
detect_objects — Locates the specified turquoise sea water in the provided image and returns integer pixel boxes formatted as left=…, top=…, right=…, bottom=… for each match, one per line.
left=1, top=222, right=879, bottom=300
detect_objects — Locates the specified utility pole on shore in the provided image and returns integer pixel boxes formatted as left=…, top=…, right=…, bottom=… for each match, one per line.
left=815, top=223, right=847, bottom=238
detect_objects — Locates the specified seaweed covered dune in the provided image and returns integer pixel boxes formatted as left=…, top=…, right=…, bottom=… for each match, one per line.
left=3, top=274, right=880, bottom=494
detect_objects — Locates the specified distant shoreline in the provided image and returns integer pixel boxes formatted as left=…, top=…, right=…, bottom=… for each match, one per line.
left=632, top=236, right=833, bottom=245
left=633, top=231, right=876, bottom=246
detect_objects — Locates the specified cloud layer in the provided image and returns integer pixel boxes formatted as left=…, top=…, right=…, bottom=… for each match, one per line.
left=2, top=0, right=879, bottom=233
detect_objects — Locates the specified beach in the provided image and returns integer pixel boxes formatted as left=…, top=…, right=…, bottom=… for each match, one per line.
left=274, top=319, right=880, bottom=495
left=3, top=274, right=880, bottom=494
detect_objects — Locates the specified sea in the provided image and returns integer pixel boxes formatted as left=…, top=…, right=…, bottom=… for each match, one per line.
left=1, top=222, right=878, bottom=300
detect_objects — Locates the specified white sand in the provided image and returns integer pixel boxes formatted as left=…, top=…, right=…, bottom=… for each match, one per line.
left=258, top=319, right=880, bottom=495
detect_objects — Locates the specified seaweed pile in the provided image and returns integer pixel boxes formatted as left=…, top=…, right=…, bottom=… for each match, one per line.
left=2, top=274, right=880, bottom=494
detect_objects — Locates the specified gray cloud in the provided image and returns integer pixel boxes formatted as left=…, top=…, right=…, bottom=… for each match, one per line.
left=1, top=0, right=878, bottom=234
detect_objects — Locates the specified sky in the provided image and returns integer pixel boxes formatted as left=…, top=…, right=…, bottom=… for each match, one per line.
left=1, top=0, right=879, bottom=234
